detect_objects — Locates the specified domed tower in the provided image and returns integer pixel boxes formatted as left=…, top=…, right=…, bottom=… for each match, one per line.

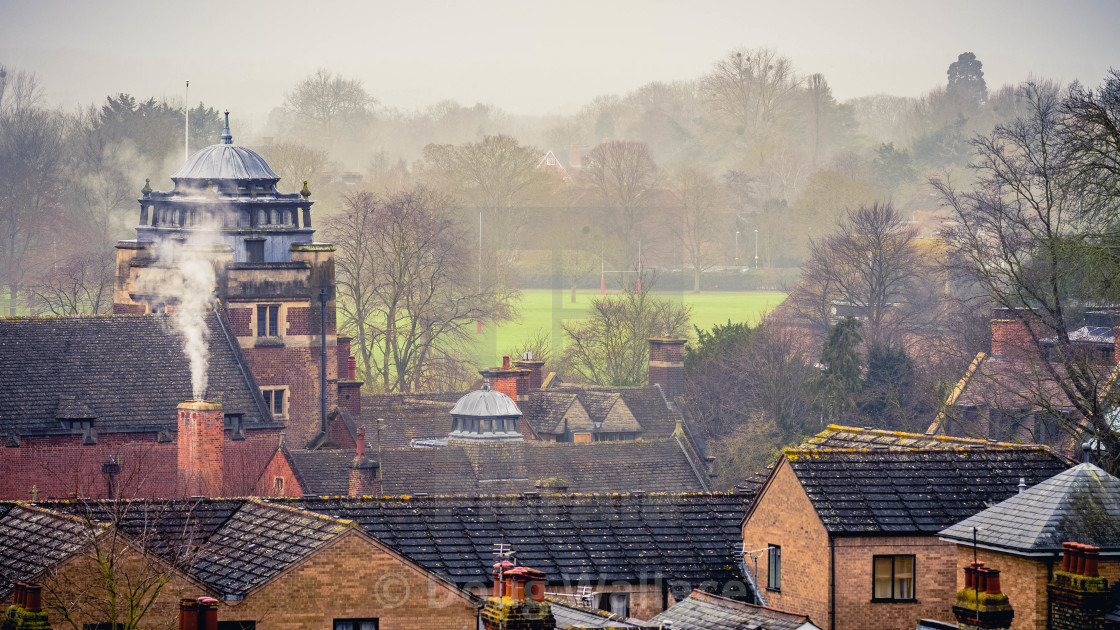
left=447, top=377, right=524, bottom=443
left=113, top=114, right=350, bottom=446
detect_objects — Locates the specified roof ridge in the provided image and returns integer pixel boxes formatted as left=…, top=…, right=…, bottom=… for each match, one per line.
left=825, top=423, right=1033, bottom=449
left=245, top=497, right=356, bottom=529
left=13, top=501, right=106, bottom=529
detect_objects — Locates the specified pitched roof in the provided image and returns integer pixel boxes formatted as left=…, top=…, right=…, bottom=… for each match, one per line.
left=939, top=462, right=1120, bottom=554
left=356, top=395, right=457, bottom=449
left=0, top=503, right=98, bottom=598
left=0, top=312, right=271, bottom=436
left=287, top=493, right=752, bottom=597
left=780, top=447, right=1070, bottom=535
left=804, top=424, right=1056, bottom=452
left=191, top=500, right=352, bottom=596
left=327, top=438, right=707, bottom=496
left=649, top=589, right=819, bottom=630
left=285, top=448, right=357, bottom=496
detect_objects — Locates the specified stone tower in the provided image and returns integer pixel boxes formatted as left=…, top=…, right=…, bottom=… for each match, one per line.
left=113, top=113, right=341, bottom=445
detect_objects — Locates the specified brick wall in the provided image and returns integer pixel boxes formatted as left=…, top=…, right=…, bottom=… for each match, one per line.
left=832, top=535, right=957, bottom=630
left=955, top=547, right=1120, bottom=630
left=327, top=414, right=357, bottom=449
left=476, top=582, right=670, bottom=620
left=177, top=402, right=224, bottom=498
left=244, top=345, right=338, bottom=445
left=112, top=303, right=147, bottom=315
left=0, top=428, right=280, bottom=500
left=255, top=446, right=302, bottom=497
left=228, top=307, right=252, bottom=336
left=990, top=318, right=1035, bottom=360
left=740, top=459, right=831, bottom=627
left=339, top=382, right=362, bottom=418
left=227, top=530, right=478, bottom=630
left=648, top=338, right=685, bottom=399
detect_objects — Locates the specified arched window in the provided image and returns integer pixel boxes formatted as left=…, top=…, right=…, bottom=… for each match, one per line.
left=270, top=209, right=279, bottom=225
left=258, top=209, right=267, bottom=225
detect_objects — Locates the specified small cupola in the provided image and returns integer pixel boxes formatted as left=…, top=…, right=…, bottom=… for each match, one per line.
left=448, top=374, right=524, bottom=443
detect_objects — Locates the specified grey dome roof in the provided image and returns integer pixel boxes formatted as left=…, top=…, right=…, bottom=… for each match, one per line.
left=450, top=386, right=521, bottom=417
left=171, top=144, right=280, bottom=182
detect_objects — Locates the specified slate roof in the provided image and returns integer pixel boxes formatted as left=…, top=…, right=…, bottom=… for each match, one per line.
left=285, top=448, right=357, bottom=497
left=735, top=425, right=1061, bottom=495
left=288, top=493, right=752, bottom=598
left=780, top=447, right=1070, bottom=535
left=356, top=396, right=458, bottom=449
left=0, top=312, right=271, bottom=436
left=939, top=462, right=1120, bottom=554
left=191, top=500, right=352, bottom=596
left=649, top=589, right=819, bottom=630
left=344, top=438, right=706, bottom=496
left=0, top=503, right=98, bottom=598
left=172, top=144, right=279, bottom=182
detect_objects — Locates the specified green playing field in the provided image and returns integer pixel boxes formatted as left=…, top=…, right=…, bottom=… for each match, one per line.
left=471, top=289, right=786, bottom=366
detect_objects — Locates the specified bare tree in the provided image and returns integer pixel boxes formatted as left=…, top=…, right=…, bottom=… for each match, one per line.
left=27, top=250, right=114, bottom=315
left=0, top=70, right=66, bottom=315
left=789, top=202, right=939, bottom=347
left=666, top=166, right=725, bottom=292
left=328, top=187, right=517, bottom=393
left=284, top=69, right=375, bottom=146
left=701, top=47, right=800, bottom=140
left=935, top=78, right=1120, bottom=472
left=561, top=279, right=690, bottom=386
left=584, top=140, right=659, bottom=269
left=259, top=141, right=333, bottom=194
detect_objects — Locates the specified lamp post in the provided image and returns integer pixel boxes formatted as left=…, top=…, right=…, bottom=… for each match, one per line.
left=735, top=231, right=740, bottom=267
left=754, top=229, right=759, bottom=269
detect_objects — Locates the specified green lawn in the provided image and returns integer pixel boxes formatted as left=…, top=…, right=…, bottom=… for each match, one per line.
left=471, top=289, right=786, bottom=366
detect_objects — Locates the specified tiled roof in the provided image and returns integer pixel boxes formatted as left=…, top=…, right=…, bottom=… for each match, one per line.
left=286, top=448, right=357, bottom=496
left=288, top=493, right=752, bottom=597
left=782, top=447, right=1070, bottom=535
left=955, top=354, right=1079, bottom=412
left=357, top=396, right=457, bottom=449
left=940, top=462, right=1120, bottom=553
left=0, top=503, right=98, bottom=598
left=342, top=438, right=706, bottom=496
left=649, top=589, right=818, bottom=630
left=0, top=312, right=270, bottom=436
left=191, top=500, right=352, bottom=596
left=805, top=424, right=1054, bottom=452
left=736, top=424, right=1067, bottom=493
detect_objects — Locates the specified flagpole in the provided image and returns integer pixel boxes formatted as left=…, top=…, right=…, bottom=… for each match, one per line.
left=184, top=80, right=190, bottom=161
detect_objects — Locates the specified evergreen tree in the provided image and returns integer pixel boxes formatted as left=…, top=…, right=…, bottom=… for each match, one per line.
left=817, top=316, right=863, bottom=423
left=859, top=343, right=917, bottom=430
left=947, top=52, right=988, bottom=108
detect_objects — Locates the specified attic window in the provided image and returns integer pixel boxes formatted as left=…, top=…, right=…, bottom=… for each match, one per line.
left=61, top=419, right=93, bottom=431
left=546, top=156, right=556, bottom=165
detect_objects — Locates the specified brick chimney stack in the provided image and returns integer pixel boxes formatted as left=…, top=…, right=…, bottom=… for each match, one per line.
left=990, top=311, right=1036, bottom=360
left=348, top=427, right=377, bottom=496
left=7, top=582, right=50, bottom=630
left=484, top=357, right=531, bottom=403
left=648, top=337, right=686, bottom=399
left=514, top=353, right=545, bottom=390
left=177, top=401, right=224, bottom=497
left=1048, top=542, right=1109, bottom=630
left=953, top=562, right=1013, bottom=630
left=482, top=563, right=553, bottom=630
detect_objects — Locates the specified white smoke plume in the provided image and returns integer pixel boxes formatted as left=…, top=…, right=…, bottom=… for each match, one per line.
left=138, top=226, right=220, bottom=401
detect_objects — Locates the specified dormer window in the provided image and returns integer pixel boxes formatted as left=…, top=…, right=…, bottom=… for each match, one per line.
left=61, top=419, right=93, bottom=431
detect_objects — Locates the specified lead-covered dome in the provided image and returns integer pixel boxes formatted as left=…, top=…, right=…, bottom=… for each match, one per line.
left=171, top=144, right=280, bottom=183
left=448, top=381, right=523, bottom=442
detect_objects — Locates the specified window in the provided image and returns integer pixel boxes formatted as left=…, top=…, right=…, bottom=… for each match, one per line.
left=262, top=388, right=287, bottom=418
left=61, top=419, right=94, bottom=431
left=257, top=305, right=279, bottom=336
left=873, top=555, right=915, bottom=601
left=333, top=620, right=377, bottom=630
left=246, top=239, right=264, bottom=263
left=273, top=476, right=285, bottom=495
left=767, top=545, right=781, bottom=590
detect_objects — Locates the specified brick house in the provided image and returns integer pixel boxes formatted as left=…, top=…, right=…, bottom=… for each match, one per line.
left=928, top=308, right=1120, bottom=455
left=939, top=460, right=1120, bottom=630
left=740, top=429, right=1069, bottom=630
left=0, top=313, right=283, bottom=500
left=0, top=499, right=479, bottom=630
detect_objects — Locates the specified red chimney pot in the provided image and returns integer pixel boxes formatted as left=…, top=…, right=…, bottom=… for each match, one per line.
left=985, top=569, right=1002, bottom=595
left=356, top=428, right=366, bottom=458
left=1062, top=542, right=1074, bottom=572
left=179, top=599, right=200, bottom=630
left=502, top=355, right=511, bottom=369
left=1085, top=545, right=1100, bottom=577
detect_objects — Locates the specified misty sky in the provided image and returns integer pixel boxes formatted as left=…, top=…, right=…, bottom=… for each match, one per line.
left=3, top=0, right=1118, bottom=125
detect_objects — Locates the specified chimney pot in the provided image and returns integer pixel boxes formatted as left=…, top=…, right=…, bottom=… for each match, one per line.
left=348, top=355, right=357, bottom=379
left=14, top=582, right=26, bottom=607
left=502, top=355, right=511, bottom=369
left=22, top=583, right=41, bottom=612
left=1062, top=542, right=1074, bottom=572
left=179, top=599, right=200, bottom=630
left=985, top=569, right=1002, bottom=595
left=356, top=428, right=366, bottom=458
left=976, top=567, right=989, bottom=593
left=1084, top=545, right=1100, bottom=577
left=198, top=597, right=219, bottom=630
left=964, top=566, right=976, bottom=590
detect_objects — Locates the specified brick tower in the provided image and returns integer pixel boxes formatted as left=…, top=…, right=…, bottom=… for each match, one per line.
left=113, top=114, right=344, bottom=445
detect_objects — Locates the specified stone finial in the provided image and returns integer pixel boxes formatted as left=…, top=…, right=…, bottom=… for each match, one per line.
left=220, top=111, right=232, bottom=145
left=141, top=178, right=152, bottom=197
left=300, top=180, right=311, bottom=199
